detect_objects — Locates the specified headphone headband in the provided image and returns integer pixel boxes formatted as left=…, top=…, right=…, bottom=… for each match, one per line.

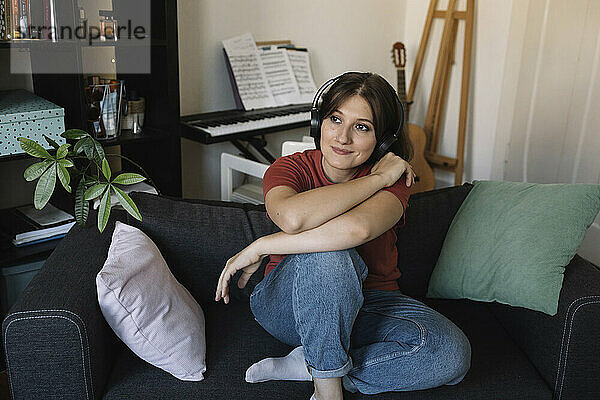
left=311, top=76, right=339, bottom=110
left=309, top=72, right=404, bottom=163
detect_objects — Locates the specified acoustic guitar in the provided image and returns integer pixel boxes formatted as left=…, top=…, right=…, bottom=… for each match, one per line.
left=391, top=42, right=435, bottom=193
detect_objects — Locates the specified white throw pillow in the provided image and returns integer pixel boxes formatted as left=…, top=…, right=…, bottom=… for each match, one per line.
left=96, top=221, right=206, bottom=381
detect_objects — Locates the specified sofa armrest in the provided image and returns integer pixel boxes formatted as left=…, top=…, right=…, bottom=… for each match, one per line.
left=2, top=212, right=124, bottom=400
left=487, top=254, right=600, bottom=400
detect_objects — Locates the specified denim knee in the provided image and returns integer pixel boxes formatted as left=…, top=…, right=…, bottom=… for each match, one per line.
left=289, top=249, right=368, bottom=284
left=440, top=324, right=472, bottom=385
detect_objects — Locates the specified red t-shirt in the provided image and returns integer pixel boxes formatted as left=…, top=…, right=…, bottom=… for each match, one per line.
left=262, top=149, right=411, bottom=291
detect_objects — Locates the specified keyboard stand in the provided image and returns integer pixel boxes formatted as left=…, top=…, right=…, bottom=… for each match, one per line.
left=230, top=137, right=275, bottom=163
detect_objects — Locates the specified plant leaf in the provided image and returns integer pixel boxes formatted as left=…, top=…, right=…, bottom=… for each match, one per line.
left=113, top=186, right=142, bottom=221
left=73, top=137, right=87, bottom=154
left=61, top=129, right=89, bottom=140
left=84, top=183, right=108, bottom=201
left=75, top=178, right=90, bottom=226
left=18, top=137, right=52, bottom=159
left=101, top=158, right=111, bottom=181
left=77, top=137, right=95, bottom=160
left=57, top=163, right=71, bottom=193
left=83, top=176, right=97, bottom=186
left=93, top=140, right=105, bottom=165
left=112, top=173, right=146, bottom=185
left=58, top=159, right=74, bottom=168
left=24, top=160, right=54, bottom=181
left=43, top=135, right=60, bottom=149
left=56, top=143, right=70, bottom=159
left=98, top=187, right=111, bottom=233
left=34, top=164, right=57, bottom=209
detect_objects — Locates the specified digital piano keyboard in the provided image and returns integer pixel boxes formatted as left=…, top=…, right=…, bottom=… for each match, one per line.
left=180, top=104, right=312, bottom=144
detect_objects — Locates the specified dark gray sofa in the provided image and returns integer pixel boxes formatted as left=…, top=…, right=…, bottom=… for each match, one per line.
left=2, top=183, right=600, bottom=399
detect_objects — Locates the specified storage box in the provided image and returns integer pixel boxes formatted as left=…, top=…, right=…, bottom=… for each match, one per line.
left=0, top=90, right=66, bottom=157
left=0, top=259, right=44, bottom=315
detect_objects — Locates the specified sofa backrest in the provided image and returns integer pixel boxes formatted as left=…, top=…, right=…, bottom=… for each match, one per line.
left=395, top=183, right=473, bottom=299
left=128, top=183, right=473, bottom=305
left=127, top=193, right=277, bottom=307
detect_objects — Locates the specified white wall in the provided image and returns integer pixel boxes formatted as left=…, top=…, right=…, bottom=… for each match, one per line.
left=177, top=0, right=406, bottom=199
left=496, top=0, right=600, bottom=265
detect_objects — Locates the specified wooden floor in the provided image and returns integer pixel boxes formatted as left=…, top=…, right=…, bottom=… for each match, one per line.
left=0, top=370, right=9, bottom=400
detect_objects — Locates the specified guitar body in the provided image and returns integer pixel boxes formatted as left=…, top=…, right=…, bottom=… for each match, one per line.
left=391, top=42, right=435, bottom=194
left=407, top=123, right=435, bottom=193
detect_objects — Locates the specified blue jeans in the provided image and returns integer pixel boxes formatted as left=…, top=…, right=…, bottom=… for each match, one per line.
left=249, top=249, right=471, bottom=395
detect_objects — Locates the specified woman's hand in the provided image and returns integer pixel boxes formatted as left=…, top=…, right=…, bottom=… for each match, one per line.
left=370, top=152, right=416, bottom=187
left=215, top=240, right=267, bottom=305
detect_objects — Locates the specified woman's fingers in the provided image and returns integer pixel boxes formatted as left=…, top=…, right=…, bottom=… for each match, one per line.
left=222, top=266, right=234, bottom=304
left=219, top=269, right=230, bottom=304
left=407, top=167, right=415, bottom=186
left=237, top=271, right=251, bottom=289
left=216, top=262, right=227, bottom=300
left=399, top=161, right=414, bottom=187
left=216, top=244, right=262, bottom=304
left=216, top=258, right=234, bottom=303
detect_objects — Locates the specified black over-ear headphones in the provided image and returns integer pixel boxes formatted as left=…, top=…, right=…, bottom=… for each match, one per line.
left=309, top=72, right=405, bottom=163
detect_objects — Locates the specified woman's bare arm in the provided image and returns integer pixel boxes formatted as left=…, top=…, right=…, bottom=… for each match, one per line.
left=266, top=153, right=414, bottom=234
left=259, top=189, right=404, bottom=255
left=265, top=174, right=385, bottom=234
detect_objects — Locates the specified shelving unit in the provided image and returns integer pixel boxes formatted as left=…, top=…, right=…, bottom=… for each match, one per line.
left=0, top=0, right=181, bottom=264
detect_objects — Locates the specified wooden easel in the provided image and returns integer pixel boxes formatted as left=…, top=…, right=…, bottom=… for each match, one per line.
left=406, top=0, right=474, bottom=186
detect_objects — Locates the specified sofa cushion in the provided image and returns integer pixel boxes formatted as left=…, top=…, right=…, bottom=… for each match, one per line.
left=102, top=301, right=309, bottom=400
left=101, top=298, right=552, bottom=400
left=426, top=180, right=600, bottom=315
left=96, top=221, right=206, bottom=381
left=395, top=183, right=474, bottom=299
left=127, top=193, right=277, bottom=305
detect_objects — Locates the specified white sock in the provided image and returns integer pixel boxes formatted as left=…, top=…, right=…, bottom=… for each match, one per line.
left=310, top=393, right=317, bottom=400
left=245, top=346, right=313, bottom=383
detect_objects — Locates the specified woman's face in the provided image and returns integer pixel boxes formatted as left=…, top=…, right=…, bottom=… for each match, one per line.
left=320, top=94, right=377, bottom=183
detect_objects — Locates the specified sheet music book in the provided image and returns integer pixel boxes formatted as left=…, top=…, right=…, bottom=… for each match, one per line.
left=287, top=50, right=318, bottom=103
left=223, top=33, right=277, bottom=110
left=223, top=33, right=317, bottom=110
left=259, top=49, right=302, bottom=106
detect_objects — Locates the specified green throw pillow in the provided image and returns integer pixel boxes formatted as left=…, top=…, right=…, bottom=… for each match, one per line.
left=426, top=180, right=600, bottom=315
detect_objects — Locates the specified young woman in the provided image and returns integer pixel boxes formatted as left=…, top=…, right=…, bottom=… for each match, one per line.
left=215, top=72, right=471, bottom=400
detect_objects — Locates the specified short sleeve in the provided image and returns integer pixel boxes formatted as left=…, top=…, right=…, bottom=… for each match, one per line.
left=262, top=155, right=308, bottom=199
left=382, top=174, right=412, bottom=226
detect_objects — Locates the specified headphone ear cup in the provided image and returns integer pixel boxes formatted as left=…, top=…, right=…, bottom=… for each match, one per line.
left=310, top=108, right=321, bottom=149
left=372, top=93, right=404, bottom=162
left=372, top=134, right=398, bottom=162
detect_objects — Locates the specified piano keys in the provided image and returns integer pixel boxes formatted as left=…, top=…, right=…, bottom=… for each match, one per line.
left=180, top=104, right=311, bottom=144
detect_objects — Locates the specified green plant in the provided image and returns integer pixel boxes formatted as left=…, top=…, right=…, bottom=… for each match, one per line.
left=18, top=129, right=152, bottom=233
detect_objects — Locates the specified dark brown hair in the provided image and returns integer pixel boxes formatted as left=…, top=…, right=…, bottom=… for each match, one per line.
left=317, top=72, right=414, bottom=165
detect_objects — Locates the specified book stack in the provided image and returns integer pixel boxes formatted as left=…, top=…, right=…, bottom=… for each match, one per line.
left=0, top=203, right=75, bottom=247
left=1, top=0, right=13, bottom=40
left=1, top=0, right=58, bottom=41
